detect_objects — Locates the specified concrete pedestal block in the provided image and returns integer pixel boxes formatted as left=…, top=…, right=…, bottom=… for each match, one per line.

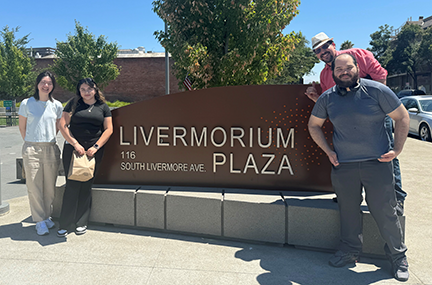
left=223, top=190, right=285, bottom=244
left=283, top=192, right=339, bottom=249
left=166, top=188, right=222, bottom=236
left=136, top=187, right=168, bottom=230
left=16, top=157, right=25, bottom=180
left=89, top=186, right=138, bottom=226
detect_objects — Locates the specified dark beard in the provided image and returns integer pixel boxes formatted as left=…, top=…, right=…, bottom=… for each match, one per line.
left=333, top=71, right=359, bottom=88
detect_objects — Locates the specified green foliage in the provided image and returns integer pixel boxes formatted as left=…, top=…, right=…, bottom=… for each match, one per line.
left=419, top=27, right=432, bottom=70
left=0, top=26, right=35, bottom=99
left=106, top=100, right=131, bottom=107
left=265, top=32, right=319, bottom=84
left=367, top=24, right=393, bottom=67
left=340, top=40, right=354, bottom=50
left=153, top=0, right=300, bottom=89
left=53, top=21, right=120, bottom=92
left=387, top=24, right=424, bottom=88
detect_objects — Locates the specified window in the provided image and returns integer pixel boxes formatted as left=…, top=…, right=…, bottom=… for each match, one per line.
left=402, top=99, right=418, bottom=110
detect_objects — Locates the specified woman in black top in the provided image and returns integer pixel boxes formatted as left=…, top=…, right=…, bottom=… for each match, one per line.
left=57, top=78, right=113, bottom=237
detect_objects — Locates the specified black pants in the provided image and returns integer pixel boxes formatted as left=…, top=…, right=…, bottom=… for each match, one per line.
left=58, top=142, right=104, bottom=231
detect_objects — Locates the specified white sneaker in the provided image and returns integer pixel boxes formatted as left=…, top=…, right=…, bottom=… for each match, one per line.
left=44, top=218, right=55, bottom=229
left=76, top=225, right=87, bottom=235
left=36, top=221, right=49, bottom=236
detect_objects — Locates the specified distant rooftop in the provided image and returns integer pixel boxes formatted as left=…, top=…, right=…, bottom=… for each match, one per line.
left=406, top=15, right=432, bottom=29
left=392, top=15, right=432, bottom=37
left=27, top=46, right=168, bottom=59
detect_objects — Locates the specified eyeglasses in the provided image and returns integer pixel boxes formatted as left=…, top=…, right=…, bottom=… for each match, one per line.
left=80, top=88, right=95, bottom=94
left=313, top=40, right=333, bottom=54
left=39, top=81, right=53, bottom=86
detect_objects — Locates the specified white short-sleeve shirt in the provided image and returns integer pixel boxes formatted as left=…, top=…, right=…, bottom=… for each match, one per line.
left=18, top=97, right=63, bottom=142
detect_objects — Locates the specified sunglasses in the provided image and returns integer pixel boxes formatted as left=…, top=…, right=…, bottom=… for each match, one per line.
left=313, top=40, right=333, bottom=54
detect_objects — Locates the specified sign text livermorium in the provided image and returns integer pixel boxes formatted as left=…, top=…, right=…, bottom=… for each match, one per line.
left=96, top=85, right=333, bottom=192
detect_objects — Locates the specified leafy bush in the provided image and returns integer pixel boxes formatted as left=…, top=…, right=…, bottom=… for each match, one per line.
left=106, top=100, right=131, bottom=108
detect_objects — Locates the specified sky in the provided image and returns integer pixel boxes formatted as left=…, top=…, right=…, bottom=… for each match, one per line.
left=1, top=0, right=431, bottom=83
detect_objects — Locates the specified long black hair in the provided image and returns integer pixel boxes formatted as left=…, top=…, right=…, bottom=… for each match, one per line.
left=69, top=78, right=106, bottom=115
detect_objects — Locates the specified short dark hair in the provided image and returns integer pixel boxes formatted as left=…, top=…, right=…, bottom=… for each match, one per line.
left=331, top=53, right=358, bottom=71
left=34, top=71, right=56, bottom=101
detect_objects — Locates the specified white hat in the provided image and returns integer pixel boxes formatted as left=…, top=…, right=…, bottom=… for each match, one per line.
left=312, top=32, right=334, bottom=49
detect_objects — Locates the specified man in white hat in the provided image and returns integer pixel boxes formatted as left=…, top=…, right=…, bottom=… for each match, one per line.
left=305, top=32, right=406, bottom=216
left=305, top=32, right=387, bottom=101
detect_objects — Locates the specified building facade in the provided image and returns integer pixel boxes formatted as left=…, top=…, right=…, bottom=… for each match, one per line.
left=34, top=49, right=181, bottom=103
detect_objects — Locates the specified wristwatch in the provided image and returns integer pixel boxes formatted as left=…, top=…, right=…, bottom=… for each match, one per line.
left=93, top=144, right=99, bottom=150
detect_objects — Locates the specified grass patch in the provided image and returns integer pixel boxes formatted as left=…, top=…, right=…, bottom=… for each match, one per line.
left=0, top=117, right=18, bottom=126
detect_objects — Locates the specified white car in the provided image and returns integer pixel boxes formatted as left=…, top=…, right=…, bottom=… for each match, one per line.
left=400, top=95, right=432, bottom=141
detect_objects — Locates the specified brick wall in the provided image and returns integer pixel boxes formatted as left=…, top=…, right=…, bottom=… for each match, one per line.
left=35, top=55, right=181, bottom=103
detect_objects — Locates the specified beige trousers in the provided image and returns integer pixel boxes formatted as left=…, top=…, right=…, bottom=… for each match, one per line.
left=22, top=142, right=61, bottom=222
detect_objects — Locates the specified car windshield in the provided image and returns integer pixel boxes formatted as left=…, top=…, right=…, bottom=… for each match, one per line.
left=419, top=99, right=432, bottom=112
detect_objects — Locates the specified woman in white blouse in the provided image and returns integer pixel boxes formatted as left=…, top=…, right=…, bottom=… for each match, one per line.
left=18, top=71, right=63, bottom=236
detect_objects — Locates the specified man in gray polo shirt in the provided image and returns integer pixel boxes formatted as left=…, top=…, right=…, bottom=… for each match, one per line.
left=308, top=53, right=410, bottom=281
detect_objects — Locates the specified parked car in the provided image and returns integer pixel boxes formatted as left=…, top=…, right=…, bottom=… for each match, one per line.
left=400, top=95, right=432, bottom=141
left=396, top=89, right=426, bottom=98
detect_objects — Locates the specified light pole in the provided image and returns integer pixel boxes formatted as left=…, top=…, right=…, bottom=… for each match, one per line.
left=165, top=22, right=170, bottom=95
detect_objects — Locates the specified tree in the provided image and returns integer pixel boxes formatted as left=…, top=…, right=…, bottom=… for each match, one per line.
left=367, top=24, right=393, bottom=67
left=0, top=26, right=35, bottom=99
left=53, top=21, right=120, bottom=92
left=418, top=27, right=432, bottom=70
left=153, top=0, right=300, bottom=89
left=265, top=32, right=319, bottom=84
left=340, top=40, right=354, bottom=50
left=387, top=24, right=424, bottom=88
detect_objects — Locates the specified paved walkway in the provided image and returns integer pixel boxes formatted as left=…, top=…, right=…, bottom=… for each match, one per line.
left=0, top=133, right=431, bottom=284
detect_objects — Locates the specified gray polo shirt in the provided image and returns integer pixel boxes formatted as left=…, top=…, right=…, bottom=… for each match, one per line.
left=311, top=78, right=401, bottom=163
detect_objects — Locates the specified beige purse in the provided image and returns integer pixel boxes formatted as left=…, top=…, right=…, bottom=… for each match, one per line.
left=68, top=152, right=95, bottom=182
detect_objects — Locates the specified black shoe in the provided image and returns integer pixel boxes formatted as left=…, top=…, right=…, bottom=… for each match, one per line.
left=396, top=200, right=404, bottom=216
left=329, top=250, right=359, bottom=267
left=391, top=255, right=409, bottom=281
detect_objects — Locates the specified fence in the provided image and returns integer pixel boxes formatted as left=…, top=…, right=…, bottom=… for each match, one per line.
left=0, top=100, right=18, bottom=126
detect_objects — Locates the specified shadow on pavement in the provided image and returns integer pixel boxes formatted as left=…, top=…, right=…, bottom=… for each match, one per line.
left=0, top=216, right=66, bottom=246
left=235, top=245, right=393, bottom=285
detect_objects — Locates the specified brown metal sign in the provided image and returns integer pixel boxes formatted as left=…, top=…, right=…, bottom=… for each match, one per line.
left=95, top=85, right=333, bottom=192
